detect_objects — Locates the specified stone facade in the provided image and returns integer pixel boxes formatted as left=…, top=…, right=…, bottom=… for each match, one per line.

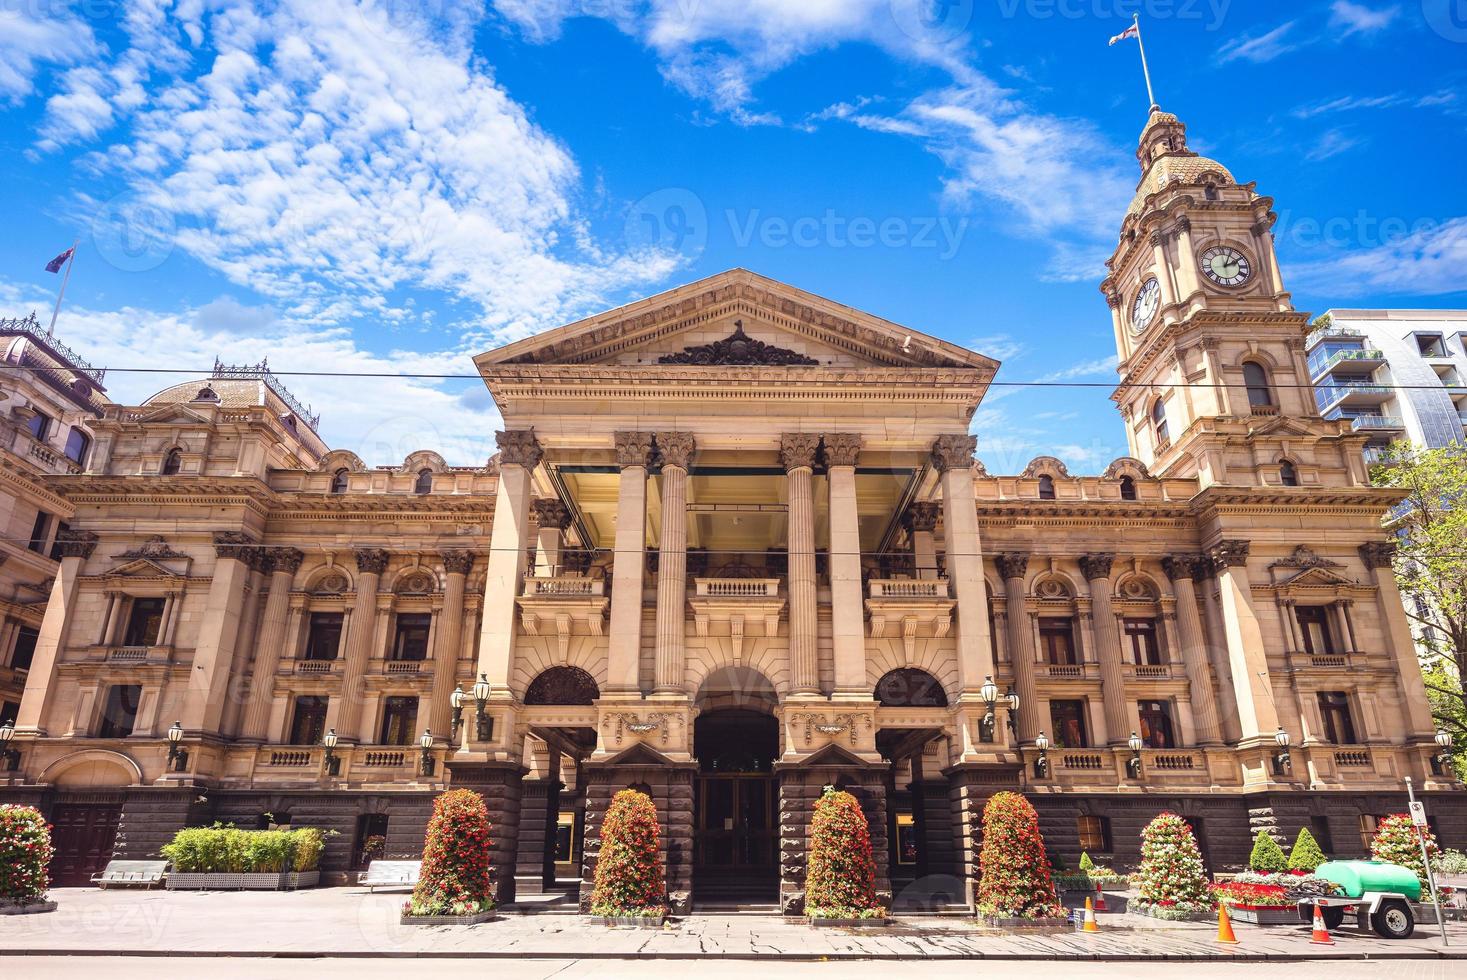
left=2, top=108, right=1463, bottom=903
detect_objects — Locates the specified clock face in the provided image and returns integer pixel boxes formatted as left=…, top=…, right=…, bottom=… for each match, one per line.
left=1201, top=245, right=1252, bottom=287
left=1131, top=277, right=1161, bottom=334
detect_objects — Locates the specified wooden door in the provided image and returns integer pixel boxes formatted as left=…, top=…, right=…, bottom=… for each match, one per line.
left=49, top=803, right=121, bottom=887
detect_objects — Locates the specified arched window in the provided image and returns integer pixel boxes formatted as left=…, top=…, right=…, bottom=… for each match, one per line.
left=1119, top=476, right=1137, bottom=500
left=1279, top=460, right=1299, bottom=487
left=1242, top=362, right=1274, bottom=409
left=875, top=668, right=948, bottom=707
left=1204, top=184, right=1219, bottom=201
left=63, top=427, right=91, bottom=466
left=1038, top=475, right=1056, bottom=500
left=1151, top=398, right=1170, bottom=446
left=413, top=468, right=433, bottom=495
left=162, top=448, right=182, bottom=475
left=524, top=666, right=600, bottom=706
left=330, top=468, right=349, bottom=494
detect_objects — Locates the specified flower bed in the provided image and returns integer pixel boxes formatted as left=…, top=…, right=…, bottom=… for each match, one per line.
left=160, top=825, right=324, bottom=891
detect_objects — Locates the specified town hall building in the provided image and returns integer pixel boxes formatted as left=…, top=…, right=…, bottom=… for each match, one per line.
left=1, top=106, right=1460, bottom=913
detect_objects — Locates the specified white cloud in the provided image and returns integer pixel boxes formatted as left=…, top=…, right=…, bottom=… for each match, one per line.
left=1217, top=22, right=1300, bottom=64
left=1035, top=355, right=1117, bottom=383
left=1285, top=216, right=1467, bottom=298
left=0, top=6, right=97, bottom=105
left=1329, top=1, right=1399, bottom=37
left=1304, top=128, right=1362, bottom=161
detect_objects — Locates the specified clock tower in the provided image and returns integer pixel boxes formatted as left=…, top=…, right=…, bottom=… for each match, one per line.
left=1100, top=107, right=1370, bottom=488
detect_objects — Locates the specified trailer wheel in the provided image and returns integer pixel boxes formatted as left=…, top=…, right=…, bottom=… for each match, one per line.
left=1322, top=907, right=1346, bottom=930
left=1370, top=899, right=1414, bottom=939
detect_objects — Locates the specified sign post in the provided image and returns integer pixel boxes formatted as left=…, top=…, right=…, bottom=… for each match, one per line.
left=1405, top=777, right=1449, bottom=946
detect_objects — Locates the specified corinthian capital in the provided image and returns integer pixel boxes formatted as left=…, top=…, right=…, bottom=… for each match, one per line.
left=495, top=430, right=543, bottom=469
left=822, top=433, right=862, bottom=468
left=53, top=528, right=99, bottom=560
left=1209, top=539, right=1250, bottom=569
left=531, top=498, right=572, bottom=530
left=779, top=433, right=820, bottom=472
left=655, top=431, right=696, bottom=470
left=930, top=434, right=977, bottom=473
left=265, top=547, right=305, bottom=575
left=440, top=550, right=475, bottom=576
left=995, top=552, right=1030, bottom=582
left=1079, top=553, right=1115, bottom=582
left=213, top=531, right=257, bottom=562
left=355, top=548, right=390, bottom=575
left=1161, top=554, right=1204, bottom=582
left=614, top=431, right=655, bottom=469
left=1359, top=541, right=1396, bottom=569
left=902, top=501, right=941, bottom=533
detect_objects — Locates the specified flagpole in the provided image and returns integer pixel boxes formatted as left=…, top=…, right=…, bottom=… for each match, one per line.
left=47, top=240, right=79, bottom=338
left=1132, top=14, right=1158, bottom=109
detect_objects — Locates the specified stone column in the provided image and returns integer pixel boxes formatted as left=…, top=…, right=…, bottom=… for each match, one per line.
left=222, top=555, right=269, bottom=737
left=336, top=547, right=389, bottom=741
left=606, top=431, right=654, bottom=693
left=1196, top=563, right=1242, bottom=742
left=14, top=530, right=97, bottom=735
left=654, top=432, right=695, bottom=694
left=931, top=435, right=996, bottom=696
left=181, top=532, right=257, bottom=734
left=240, top=548, right=305, bottom=742
left=1162, top=555, right=1223, bottom=746
left=1079, top=554, right=1130, bottom=746
left=903, top=502, right=941, bottom=579
left=1150, top=231, right=1178, bottom=318
left=431, top=551, right=473, bottom=737
left=478, top=430, right=542, bottom=691
left=1172, top=216, right=1201, bottom=302
left=824, top=433, right=867, bottom=694
left=1209, top=539, right=1281, bottom=739
left=531, top=499, right=571, bottom=578
left=1360, top=542, right=1436, bottom=737
left=997, top=552, right=1040, bottom=742
left=781, top=433, right=821, bottom=695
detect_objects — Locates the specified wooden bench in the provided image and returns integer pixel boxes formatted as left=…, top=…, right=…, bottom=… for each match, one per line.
left=91, top=860, right=169, bottom=889
left=358, top=860, right=421, bottom=892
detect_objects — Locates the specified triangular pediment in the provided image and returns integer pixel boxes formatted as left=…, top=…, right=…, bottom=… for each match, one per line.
left=781, top=742, right=872, bottom=769
left=1247, top=414, right=1322, bottom=438
left=134, top=404, right=211, bottom=426
left=1275, top=565, right=1356, bottom=588
left=476, top=269, right=998, bottom=372
left=600, top=743, right=676, bottom=767
left=103, top=557, right=188, bottom=578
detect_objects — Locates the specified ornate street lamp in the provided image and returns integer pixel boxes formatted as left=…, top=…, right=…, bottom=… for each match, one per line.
left=419, top=728, right=436, bottom=777
left=0, top=720, right=19, bottom=772
left=449, top=685, right=467, bottom=741
left=1126, top=731, right=1144, bottom=780
left=1033, top=730, right=1050, bottom=779
left=1433, top=729, right=1455, bottom=777
left=166, top=720, right=189, bottom=773
left=322, top=728, right=341, bottom=777
left=473, top=673, right=493, bottom=742
left=1272, top=727, right=1292, bottom=777
left=977, top=675, right=1021, bottom=744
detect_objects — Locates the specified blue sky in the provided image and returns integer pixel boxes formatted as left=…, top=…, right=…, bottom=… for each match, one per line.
left=2, top=1, right=1465, bottom=468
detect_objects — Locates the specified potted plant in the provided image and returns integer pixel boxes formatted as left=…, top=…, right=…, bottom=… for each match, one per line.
left=1132, top=812, right=1214, bottom=921
left=1247, top=830, right=1288, bottom=875
left=588, top=788, right=668, bottom=927
left=403, top=789, right=498, bottom=925
left=804, top=787, right=887, bottom=926
left=974, top=792, right=1065, bottom=927
left=162, top=825, right=323, bottom=890
left=0, top=805, right=56, bottom=915
left=1212, top=879, right=1297, bottom=925
left=1288, top=827, right=1327, bottom=874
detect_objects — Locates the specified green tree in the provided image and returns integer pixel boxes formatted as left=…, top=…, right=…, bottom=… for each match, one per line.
left=1289, top=827, right=1327, bottom=872
left=1248, top=830, right=1288, bottom=872
left=1369, top=442, right=1467, bottom=773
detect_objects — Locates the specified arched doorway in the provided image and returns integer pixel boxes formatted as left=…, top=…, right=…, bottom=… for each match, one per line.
left=693, top=667, right=779, bottom=906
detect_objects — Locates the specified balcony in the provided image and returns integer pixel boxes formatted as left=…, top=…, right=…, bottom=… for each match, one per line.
left=522, top=575, right=604, bottom=598
left=1147, top=751, right=1198, bottom=771
left=1306, top=325, right=1365, bottom=347
left=867, top=578, right=949, bottom=600
left=1125, top=663, right=1172, bottom=681
left=695, top=577, right=780, bottom=598
left=289, top=658, right=339, bottom=676
left=1315, top=380, right=1393, bottom=413
left=105, top=645, right=170, bottom=666
left=1056, top=750, right=1107, bottom=771
left=1043, top=663, right=1087, bottom=679
left=517, top=574, right=610, bottom=653
left=1346, top=415, right=1405, bottom=433
left=1308, top=347, right=1386, bottom=379
left=384, top=660, right=430, bottom=676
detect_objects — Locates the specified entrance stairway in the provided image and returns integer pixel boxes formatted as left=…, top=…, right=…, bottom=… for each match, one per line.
left=504, top=876, right=580, bottom=915
left=692, top=872, right=780, bottom=913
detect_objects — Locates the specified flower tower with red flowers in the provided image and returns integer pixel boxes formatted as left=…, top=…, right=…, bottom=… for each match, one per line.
left=0, top=805, right=54, bottom=908
left=1371, top=813, right=1440, bottom=893
left=590, top=788, right=667, bottom=918
left=804, top=787, right=884, bottom=920
left=974, top=791, right=1062, bottom=919
left=1134, top=811, right=1213, bottom=919
left=406, top=789, right=496, bottom=918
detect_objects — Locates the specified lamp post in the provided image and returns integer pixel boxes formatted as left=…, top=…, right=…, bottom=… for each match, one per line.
left=1433, top=729, right=1455, bottom=778
left=978, top=674, right=1021, bottom=743
left=322, top=728, right=341, bottom=777
left=473, top=673, right=492, bottom=742
left=1033, top=730, right=1050, bottom=779
left=0, top=720, right=18, bottom=772
left=1126, top=731, right=1144, bottom=780
left=1272, top=727, right=1292, bottom=777
left=166, top=720, right=188, bottom=773
left=419, top=728, right=436, bottom=777
left=449, top=685, right=466, bottom=742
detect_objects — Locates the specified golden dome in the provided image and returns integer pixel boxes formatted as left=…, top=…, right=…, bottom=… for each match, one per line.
left=1125, top=107, right=1235, bottom=217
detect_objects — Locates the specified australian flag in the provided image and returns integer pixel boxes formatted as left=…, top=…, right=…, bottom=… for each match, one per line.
left=44, top=246, right=74, bottom=273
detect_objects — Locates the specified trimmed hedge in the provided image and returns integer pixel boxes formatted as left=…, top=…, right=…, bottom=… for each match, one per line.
left=160, top=825, right=324, bottom=873
left=0, top=805, right=54, bottom=903
left=1248, top=830, right=1288, bottom=873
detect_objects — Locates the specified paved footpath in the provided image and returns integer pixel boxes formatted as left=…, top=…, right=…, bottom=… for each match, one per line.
left=2, top=888, right=1464, bottom=961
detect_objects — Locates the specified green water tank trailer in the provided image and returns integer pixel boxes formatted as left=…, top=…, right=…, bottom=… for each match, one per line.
left=1315, top=860, right=1423, bottom=901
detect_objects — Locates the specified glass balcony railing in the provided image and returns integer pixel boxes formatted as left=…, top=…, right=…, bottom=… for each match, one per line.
left=1307, top=347, right=1385, bottom=378
left=1315, top=381, right=1393, bottom=411
left=1347, top=415, right=1404, bottom=431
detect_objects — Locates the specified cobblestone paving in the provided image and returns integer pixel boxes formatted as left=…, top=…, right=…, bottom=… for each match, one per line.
left=2, top=888, right=1463, bottom=960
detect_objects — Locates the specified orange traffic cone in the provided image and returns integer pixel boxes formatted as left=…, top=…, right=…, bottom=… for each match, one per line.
left=1081, top=895, right=1100, bottom=933
left=1093, top=883, right=1108, bottom=913
left=1309, top=899, right=1335, bottom=946
left=1216, top=903, right=1240, bottom=945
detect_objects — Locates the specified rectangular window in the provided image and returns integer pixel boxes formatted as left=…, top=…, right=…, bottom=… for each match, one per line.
left=1358, top=814, right=1381, bottom=854
left=1039, top=617, right=1078, bottom=665
left=26, top=511, right=50, bottom=553
left=1137, top=699, right=1176, bottom=748
left=352, top=813, right=389, bottom=871
left=10, top=626, right=39, bottom=672
left=26, top=412, right=51, bottom=442
left=1310, top=816, right=1334, bottom=856
left=1296, top=606, right=1336, bottom=655
left=1417, top=333, right=1447, bottom=357
left=0, top=701, right=18, bottom=727
left=379, top=696, right=419, bottom=746
left=96, top=684, right=142, bottom=738
left=1077, top=815, right=1111, bottom=853
left=47, top=521, right=71, bottom=561
left=289, top=695, right=329, bottom=745
left=122, top=597, right=167, bottom=647
left=1049, top=699, right=1089, bottom=748
left=1124, top=618, right=1162, bottom=665
left=1317, top=691, right=1359, bottom=744
left=895, top=812, right=918, bottom=865
left=390, top=613, right=431, bottom=662
left=305, top=613, right=344, bottom=661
